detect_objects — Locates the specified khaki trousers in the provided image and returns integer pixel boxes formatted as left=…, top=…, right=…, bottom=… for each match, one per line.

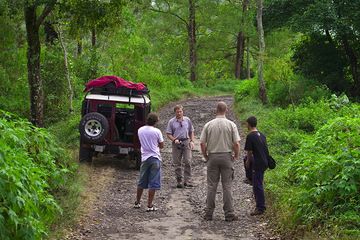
left=172, top=139, right=192, bottom=182
left=206, top=152, right=235, bottom=218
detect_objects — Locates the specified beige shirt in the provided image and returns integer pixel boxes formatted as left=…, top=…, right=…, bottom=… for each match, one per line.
left=200, top=116, right=240, bottom=153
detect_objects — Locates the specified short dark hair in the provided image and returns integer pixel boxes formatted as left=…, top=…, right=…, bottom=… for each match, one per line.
left=246, top=116, right=257, bottom=128
left=147, top=113, right=159, bottom=126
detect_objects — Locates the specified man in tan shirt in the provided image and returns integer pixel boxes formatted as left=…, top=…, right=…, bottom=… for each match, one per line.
left=200, top=102, right=240, bottom=221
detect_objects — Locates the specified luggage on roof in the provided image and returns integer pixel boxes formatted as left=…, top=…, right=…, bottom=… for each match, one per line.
left=84, top=75, right=149, bottom=96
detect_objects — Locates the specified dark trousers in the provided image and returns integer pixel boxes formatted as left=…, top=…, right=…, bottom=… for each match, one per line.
left=252, top=170, right=266, bottom=211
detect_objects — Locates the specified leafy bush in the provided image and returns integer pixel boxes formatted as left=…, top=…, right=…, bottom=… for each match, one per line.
left=0, top=110, right=74, bottom=239
left=235, top=79, right=258, bottom=101
left=287, top=116, right=360, bottom=235
left=236, top=91, right=360, bottom=238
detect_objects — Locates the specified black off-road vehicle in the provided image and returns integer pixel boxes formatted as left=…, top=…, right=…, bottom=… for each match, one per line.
left=79, top=76, right=150, bottom=168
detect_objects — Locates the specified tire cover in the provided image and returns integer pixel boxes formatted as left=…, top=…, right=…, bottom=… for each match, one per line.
left=79, top=112, right=109, bottom=143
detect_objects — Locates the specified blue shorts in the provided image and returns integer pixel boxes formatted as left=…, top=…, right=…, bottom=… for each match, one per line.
left=138, top=157, right=161, bottom=190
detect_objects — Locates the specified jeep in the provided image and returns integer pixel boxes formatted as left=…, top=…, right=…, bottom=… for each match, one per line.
left=79, top=76, right=150, bottom=169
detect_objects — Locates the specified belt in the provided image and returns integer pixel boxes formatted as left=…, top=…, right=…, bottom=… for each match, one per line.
left=177, top=138, right=189, bottom=141
left=208, top=152, right=232, bottom=155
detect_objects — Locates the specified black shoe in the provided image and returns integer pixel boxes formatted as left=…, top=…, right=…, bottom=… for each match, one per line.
left=184, top=182, right=194, bottom=187
left=243, top=178, right=252, bottom=185
left=204, top=215, right=213, bottom=221
left=250, top=209, right=264, bottom=216
left=176, top=183, right=184, bottom=188
left=225, top=215, right=239, bottom=222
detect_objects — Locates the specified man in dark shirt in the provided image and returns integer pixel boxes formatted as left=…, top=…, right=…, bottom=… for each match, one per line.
left=244, top=116, right=269, bottom=215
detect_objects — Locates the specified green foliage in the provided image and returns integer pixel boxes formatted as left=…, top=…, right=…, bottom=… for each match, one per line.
left=236, top=90, right=360, bottom=238
left=263, top=29, right=331, bottom=106
left=292, top=34, right=350, bottom=94
left=0, top=5, right=28, bottom=117
left=264, top=0, right=360, bottom=97
left=235, top=79, right=258, bottom=101
left=287, top=115, right=360, bottom=236
left=0, top=110, right=74, bottom=239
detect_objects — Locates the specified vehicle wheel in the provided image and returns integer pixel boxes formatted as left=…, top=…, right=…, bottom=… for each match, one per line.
left=79, top=146, right=93, bottom=163
left=79, top=112, right=109, bottom=143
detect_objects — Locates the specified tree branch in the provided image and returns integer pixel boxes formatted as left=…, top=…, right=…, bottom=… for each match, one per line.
left=36, top=0, right=57, bottom=28
left=150, top=1, right=189, bottom=28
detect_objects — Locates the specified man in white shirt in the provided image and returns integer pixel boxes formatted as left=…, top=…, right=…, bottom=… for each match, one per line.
left=134, top=113, right=164, bottom=211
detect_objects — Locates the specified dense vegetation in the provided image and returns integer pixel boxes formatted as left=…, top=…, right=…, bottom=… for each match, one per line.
left=0, top=110, right=75, bottom=239
left=0, top=0, right=359, bottom=239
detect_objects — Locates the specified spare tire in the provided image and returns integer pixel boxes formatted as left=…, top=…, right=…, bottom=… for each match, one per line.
left=79, top=112, right=109, bottom=143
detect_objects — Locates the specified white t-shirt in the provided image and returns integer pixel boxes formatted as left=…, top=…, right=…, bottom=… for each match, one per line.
left=138, top=125, right=164, bottom=162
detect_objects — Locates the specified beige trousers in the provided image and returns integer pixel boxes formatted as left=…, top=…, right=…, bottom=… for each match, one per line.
left=172, top=139, right=192, bottom=183
left=205, top=152, right=235, bottom=218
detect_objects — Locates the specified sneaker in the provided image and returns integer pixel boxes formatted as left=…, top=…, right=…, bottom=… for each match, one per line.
left=146, top=205, right=158, bottom=212
left=250, top=209, right=264, bottom=216
left=134, top=201, right=141, bottom=208
left=225, top=215, right=239, bottom=222
left=184, top=182, right=194, bottom=188
left=176, top=183, right=184, bottom=188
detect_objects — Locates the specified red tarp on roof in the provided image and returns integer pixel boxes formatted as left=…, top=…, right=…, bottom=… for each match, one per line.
left=84, top=75, right=147, bottom=92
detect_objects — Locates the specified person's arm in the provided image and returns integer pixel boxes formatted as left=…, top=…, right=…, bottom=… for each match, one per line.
left=245, top=150, right=253, bottom=169
left=200, top=142, right=208, bottom=161
left=166, top=121, right=180, bottom=144
left=232, top=141, right=240, bottom=161
left=158, top=130, right=165, bottom=149
left=166, top=133, right=179, bottom=143
left=189, top=131, right=195, bottom=150
left=244, top=134, right=253, bottom=168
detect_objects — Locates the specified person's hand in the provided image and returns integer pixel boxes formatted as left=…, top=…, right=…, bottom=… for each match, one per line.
left=174, top=139, right=180, bottom=144
left=203, top=154, right=209, bottom=163
left=232, top=154, right=239, bottom=161
left=189, top=141, right=195, bottom=150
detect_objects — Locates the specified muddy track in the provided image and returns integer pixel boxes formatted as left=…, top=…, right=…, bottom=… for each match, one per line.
left=64, top=96, right=279, bottom=240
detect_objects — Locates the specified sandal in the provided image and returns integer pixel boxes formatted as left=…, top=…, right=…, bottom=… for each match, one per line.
left=146, top=205, right=158, bottom=212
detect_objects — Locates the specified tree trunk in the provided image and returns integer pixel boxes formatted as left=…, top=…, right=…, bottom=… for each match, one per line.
left=235, top=0, right=249, bottom=79
left=24, top=5, right=44, bottom=127
left=256, top=0, right=267, bottom=104
left=235, top=32, right=245, bottom=79
left=341, top=36, right=360, bottom=95
left=188, top=0, right=196, bottom=82
left=24, top=1, right=56, bottom=127
left=57, top=25, right=74, bottom=113
left=246, top=37, right=251, bottom=79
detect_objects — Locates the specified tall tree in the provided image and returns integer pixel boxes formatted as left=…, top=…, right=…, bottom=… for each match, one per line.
left=264, top=0, right=360, bottom=97
left=188, top=0, right=196, bottom=81
left=256, top=0, right=267, bottom=104
left=56, top=24, right=73, bottom=113
left=24, top=0, right=56, bottom=127
left=150, top=0, right=198, bottom=81
left=235, top=0, right=249, bottom=79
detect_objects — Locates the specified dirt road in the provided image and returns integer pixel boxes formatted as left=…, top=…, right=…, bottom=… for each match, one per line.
left=64, top=96, right=279, bottom=240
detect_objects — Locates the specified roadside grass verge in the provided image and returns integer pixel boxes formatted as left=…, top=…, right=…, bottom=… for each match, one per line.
left=234, top=93, right=360, bottom=240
